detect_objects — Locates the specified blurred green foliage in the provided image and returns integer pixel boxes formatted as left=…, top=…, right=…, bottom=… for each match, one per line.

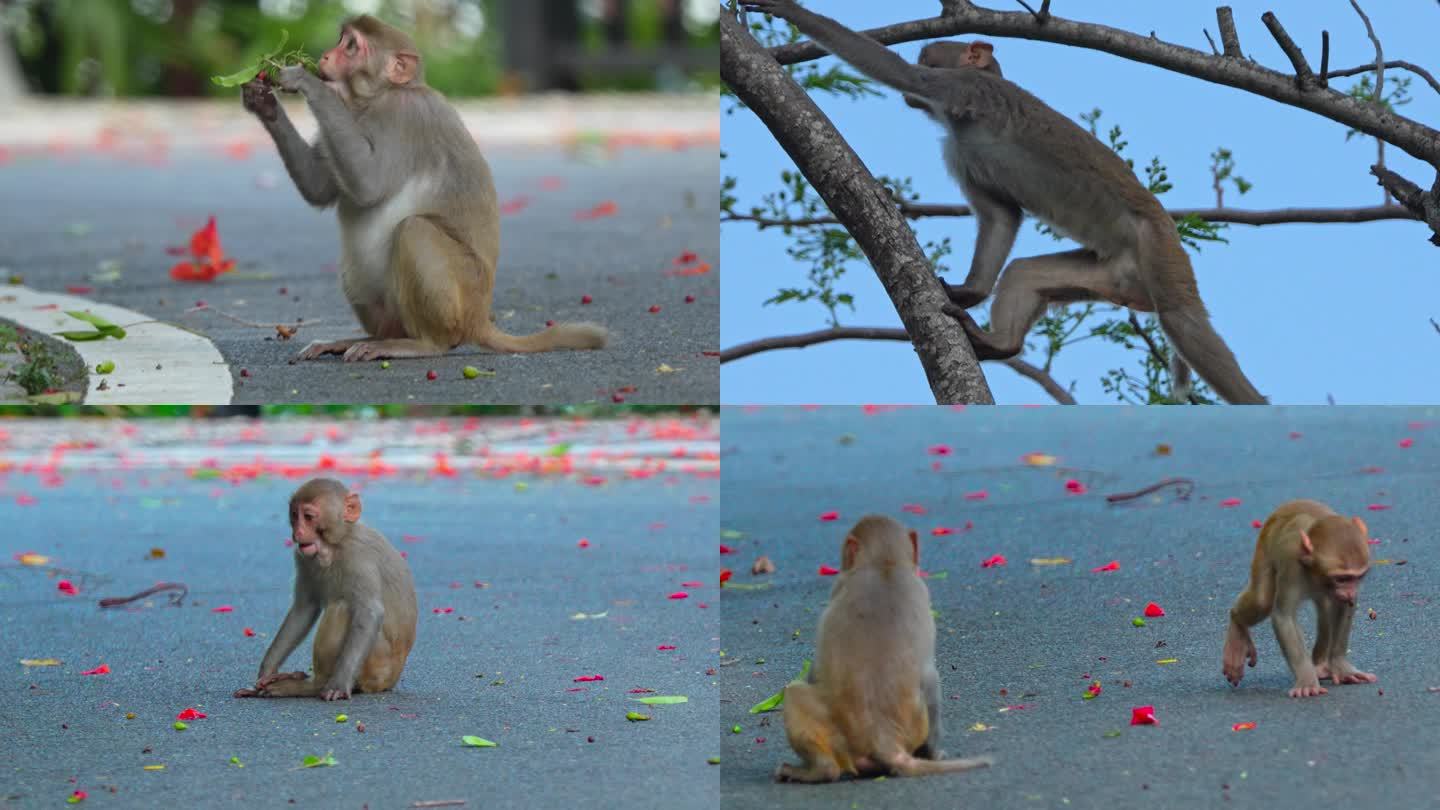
left=0, top=404, right=717, bottom=418
left=3, top=0, right=717, bottom=97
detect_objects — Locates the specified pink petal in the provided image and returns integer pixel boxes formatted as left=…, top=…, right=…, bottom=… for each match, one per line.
left=1130, top=705, right=1158, bottom=726
left=81, top=664, right=111, bottom=676
left=1367, top=504, right=1391, bottom=511
left=964, top=490, right=988, bottom=501
left=981, top=554, right=1007, bottom=568
left=927, top=445, right=953, bottom=456
left=818, top=511, right=839, bottom=522
left=1399, top=438, right=1415, bottom=448
left=57, top=580, right=78, bottom=596
left=573, top=674, right=604, bottom=682
left=211, top=605, right=233, bottom=613
left=1143, top=602, right=1165, bottom=617
left=1251, top=520, right=1263, bottom=529
left=818, top=565, right=840, bottom=576
left=667, top=591, right=690, bottom=599
left=1064, top=479, right=1087, bottom=494
left=1220, top=498, right=1242, bottom=507
left=1091, top=561, right=1121, bottom=573
left=901, top=504, right=927, bottom=515
left=656, top=645, right=676, bottom=651
left=931, top=526, right=955, bottom=536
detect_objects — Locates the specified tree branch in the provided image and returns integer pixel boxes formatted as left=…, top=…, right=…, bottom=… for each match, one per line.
left=717, top=325, right=1075, bottom=404
left=1216, top=7, right=1242, bottom=58
left=722, top=203, right=1416, bottom=229
left=1260, top=11, right=1317, bottom=89
left=721, top=13, right=994, bottom=404
left=1325, top=60, right=1440, bottom=97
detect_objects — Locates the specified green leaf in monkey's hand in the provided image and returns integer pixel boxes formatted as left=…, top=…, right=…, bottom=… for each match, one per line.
left=212, top=30, right=316, bottom=87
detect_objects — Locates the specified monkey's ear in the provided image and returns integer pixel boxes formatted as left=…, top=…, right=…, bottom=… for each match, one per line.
left=1351, top=516, right=1368, bottom=536
left=1298, top=530, right=1315, bottom=560
left=387, top=51, right=420, bottom=85
left=908, top=530, right=919, bottom=567
left=841, top=535, right=860, bottom=571
left=966, top=41, right=995, bottom=69
left=343, top=492, right=363, bottom=523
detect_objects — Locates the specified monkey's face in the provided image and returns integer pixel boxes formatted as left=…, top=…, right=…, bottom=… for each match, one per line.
left=318, top=26, right=368, bottom=84
left=289, top=497, right=332, bottom=558
left=1302, top=516, right=1371, bottom=605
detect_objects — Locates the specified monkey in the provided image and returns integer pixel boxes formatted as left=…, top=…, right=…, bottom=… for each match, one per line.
left=737, top=0, right=1266, bottom=404
left=774, top=514, right=993, bottom=783
left=234, top=478, right=418, bottom=701
left=240, top=15, right=607, bottom=363
left=1222, top=499, right=1375, bottom=698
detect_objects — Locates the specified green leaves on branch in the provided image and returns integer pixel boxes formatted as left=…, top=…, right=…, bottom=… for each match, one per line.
left=211, top=30, right=318, bottom=88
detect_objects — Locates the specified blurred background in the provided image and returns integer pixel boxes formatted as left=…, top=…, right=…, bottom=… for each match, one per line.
left=0, top=0, right=720, bottom=98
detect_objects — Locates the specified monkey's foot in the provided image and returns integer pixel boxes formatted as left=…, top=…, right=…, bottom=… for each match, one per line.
left=1287, top=682, right=1328, bottom=698
left=1326, top=662, right=1377, bottom=685
left=319, top=685, right=352, bottom=701
left=941, top=307, right=1019, bottom=360
left=943, top=281, right=986, bottom=310
left=774, top=761, right=842, bottom=784
left=257, top=671, right=308, bottom=689
left=293, top=338, right=367, bottom=362
left=339, top=339, right=446, bottom=362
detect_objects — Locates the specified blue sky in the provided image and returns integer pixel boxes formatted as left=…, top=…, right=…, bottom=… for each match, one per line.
left=722, top=0, right=1439, bottom=405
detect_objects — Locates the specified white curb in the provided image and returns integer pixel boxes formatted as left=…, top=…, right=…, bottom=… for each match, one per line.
left=0, top=286, right=233, bottom=404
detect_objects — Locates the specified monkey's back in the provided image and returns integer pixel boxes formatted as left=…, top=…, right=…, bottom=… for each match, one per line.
left=814, top=568, right=937, bottom=755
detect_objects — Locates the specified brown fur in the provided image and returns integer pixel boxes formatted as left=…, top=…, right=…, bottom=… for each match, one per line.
left=775, top=515, right=993, bottom=783
left=1222, top=499, right=1375, bottom=698
left=244, top=16, right=606, bottom=363
left=234, top=478, right=418, bottom=700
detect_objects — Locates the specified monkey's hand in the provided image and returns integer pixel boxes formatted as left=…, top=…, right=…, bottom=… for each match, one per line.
left=241, top=77, right=278, bottom=123
left=256, top=671, right=307, bottom=689
left=740, top=0, right=797, bottom=18
left=319, top=683, right=352, bottom=701
left=276, top=64, right=317, bottom=94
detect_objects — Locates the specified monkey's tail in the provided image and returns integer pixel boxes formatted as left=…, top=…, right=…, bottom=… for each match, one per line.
left=888, top=752, right=995, bottom=778
left=1155, top=307, right=1267, bottom=405
left=477, top=322, right=608, bottom=353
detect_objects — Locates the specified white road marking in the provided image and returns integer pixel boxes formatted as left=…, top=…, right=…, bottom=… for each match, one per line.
left=0, top=285, right=232, bottom=404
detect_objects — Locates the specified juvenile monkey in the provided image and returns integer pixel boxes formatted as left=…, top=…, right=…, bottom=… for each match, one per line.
left=234, top=478, right=417, bottom=701
left=775, top=514, right=993, bottom=783
left=242, top=16, right=606, bottom=362
left=739, top=1, right=1265, bottom=404
left=1222, top=499, right=1375, bottom=698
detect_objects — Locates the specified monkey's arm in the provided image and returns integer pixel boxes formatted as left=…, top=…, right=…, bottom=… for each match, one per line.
left=263, top=108, right=340, bottom=208
left=287, top=71, right=387, bottom=206
left=743, top=1, right=931, bottom=97
left=257, top=593, right=321, bottom=678
left=1270, top=585, right=1325, bottom=697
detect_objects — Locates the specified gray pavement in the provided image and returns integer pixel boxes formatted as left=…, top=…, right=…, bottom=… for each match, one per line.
left=0, top=417, right=719, bottom=808
left=0, top=99, right=718, bottom=404
left=719, top=406, right=1440, bottom=809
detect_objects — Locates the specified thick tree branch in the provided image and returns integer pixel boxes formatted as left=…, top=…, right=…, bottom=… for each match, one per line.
left=720, top=14, right=994, bottom=404
left=1260, top=12, right=1317, bottom=89
left=763, top=5, right=1440, bottom=175
left=718, top=325, right=1075, bottom=404
left=723, top=203, right=1416, bottom=229
left=1216, top=7, right=1242, bottom=58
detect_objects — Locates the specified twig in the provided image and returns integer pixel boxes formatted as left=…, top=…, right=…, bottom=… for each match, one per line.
left=1430, top=317, right=1439, bottom=335
left=1261, top=12, right=1317, bottom=89
left=1105, top=477, right=1196, bottom=505
left=717, top=325, right=1074, bottom=403
left=1202, top=29, right=1219, bottom=56
left=1216, top=7, right=1241, bottom=58
left=1015, top=0, right=1050, bottom=23
left=724, top=203, right=1415, bottom=229
left=98, top=582, right=188, bottom=608
left=411, top=802, right=467, bottom=809
left=1326, top=60, right=1440, bottom=97
left=1319, top=31, right=1329, bottom=87
left=187, top=305, right=319, bottom=330
left=1349, top=0, right=1384, bottom=99
left=1126, top=311, right=1170, bottom=370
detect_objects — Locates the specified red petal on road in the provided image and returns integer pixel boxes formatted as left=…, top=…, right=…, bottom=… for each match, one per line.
left=432, top=607, right=455, bottom=614
left=1289, top=432, right=1303, bottom=440
left=981, top=555, right=1007, bottom=568
left=573, top=674, right=605, bottom=682
left=1220, top=498, right=1242, bottom=507
left=931, top=526, right=955, bottom=536
left=818, top=511, right=839, bottom=522
left=176, top=708, right=207, bottom=721
left=1130, top=705, right=1158, bottom=725
left=243, top=627, right=256, bottom=637
left=57, top=580, right=78, bottom=596
left=574, top=200, right=618, bottom=220
left=1064, top=479, right=1088, bottom=494
left=680, top=581, right=702, bottom=588
left=901, top=503, right=927, bottom=515
left=577, top=538, right=590, bottom=548
left=16, top=494, right=37, bottom=506
left=1091, top=561, right=1121, bottom=573
left=720, top=568, right=733, bottom=584
left=1367, top=504, right=1391, bottom=511
left=964, top=490, right=988, bottom=501
left=211, top=605, right=233, bottom=613
left=1231, top=721, right=1256, bottom=731
left=657, top=645, right=676, bottom=651
left=65, top=285, right=94, bottom=294
left=667, top=591, right=689, bottom=599
left=673, top=251, right=698, bottom=265
left=1143, top=602, right=1165, bottom=617
left=1251, top=520, right=1263, bottom=529
left=927, top=444, right=952, bottom=456
left=81, top=664, right=111, bottom=676
left=817, top=565, right=840, bottom=576
left=500, top=196, right=531, bottom=215
left=720, top=544, right=736, bottom=554
left=1399, top=438, right=1414, bottom=448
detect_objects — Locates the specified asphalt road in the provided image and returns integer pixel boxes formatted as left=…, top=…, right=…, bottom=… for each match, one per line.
left=0, top=139, right=717, bottom=404
left=719, top=405, right=1440, bottom=810
left=0, top=417, right=719, bottom=808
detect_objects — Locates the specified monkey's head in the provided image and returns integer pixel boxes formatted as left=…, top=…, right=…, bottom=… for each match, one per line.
left=841, top=515, right=920, bottom=572
left=288, top=478, right=362, bottom=564
left=1298, top=515, right=1371, bottom=606
left=317, top=15, right=424, bottom=103
left=905, top=40, right=1002, bottom=109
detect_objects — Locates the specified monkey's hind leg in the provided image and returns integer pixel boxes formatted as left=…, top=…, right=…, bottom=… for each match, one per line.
left=338, top=217, right=464, bottom=363
left=942, top=250, right=1118, bottom=360
left=774, top=682, right=846, bottom=784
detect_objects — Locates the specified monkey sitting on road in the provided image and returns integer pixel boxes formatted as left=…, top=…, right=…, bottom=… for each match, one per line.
left=775, top=515, right=993, bottom=783
left=740, top=0, right=1266, bottom=404
left=235, top=478, right=417, bottom=700
left=242, top=15, right=607, bottom=363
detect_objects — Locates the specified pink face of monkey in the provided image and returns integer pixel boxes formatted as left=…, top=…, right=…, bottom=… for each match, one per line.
left=317, top=26, right=369, bottom=83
